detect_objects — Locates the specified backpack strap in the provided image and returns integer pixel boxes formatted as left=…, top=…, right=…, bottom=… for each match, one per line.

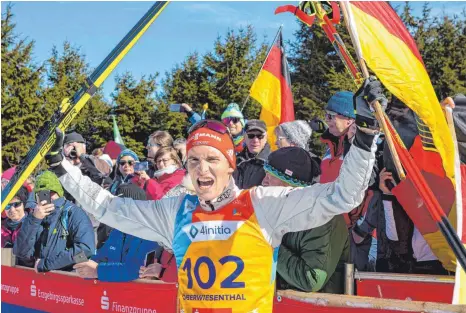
left=59, top=202, right=73, bottom=240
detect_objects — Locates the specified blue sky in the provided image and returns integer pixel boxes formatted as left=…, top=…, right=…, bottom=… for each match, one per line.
left=2, top=1, right=465, bottom=103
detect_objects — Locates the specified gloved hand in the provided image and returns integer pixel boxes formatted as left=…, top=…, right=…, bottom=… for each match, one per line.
left=45, top=128, right=64, bottom=167
left=353, top=76, right=388, bottom=129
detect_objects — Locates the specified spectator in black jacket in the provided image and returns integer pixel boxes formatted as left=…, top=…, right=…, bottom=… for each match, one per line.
left=63, top=132, right=112, bottom=186
left=233, top=120, right=271, bottom=189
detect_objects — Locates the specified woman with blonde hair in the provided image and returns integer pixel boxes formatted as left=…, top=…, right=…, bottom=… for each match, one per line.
left=137, top=146, right=188, bottom=200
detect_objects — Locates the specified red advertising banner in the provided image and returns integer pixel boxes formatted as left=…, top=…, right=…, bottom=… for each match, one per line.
left=356, top=273, right=454, bottom=303
left=2, top=266, right=460, bottom=313
left=1, top=266, right=178, bottom=313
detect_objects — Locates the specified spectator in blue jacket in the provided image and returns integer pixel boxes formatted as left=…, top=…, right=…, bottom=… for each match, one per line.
left=73, top=183, right=161, bottom=282
left=14, top=171, right=95, bottom=273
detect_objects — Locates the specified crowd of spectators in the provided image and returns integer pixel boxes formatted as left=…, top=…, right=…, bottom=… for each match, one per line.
left=2, top=90, right=465, bottom=294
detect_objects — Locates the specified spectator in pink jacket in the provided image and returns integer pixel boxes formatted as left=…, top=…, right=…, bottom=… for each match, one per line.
left=136, top=147, right=186, bottom=200
left=1, top=186, right=29, bottom=248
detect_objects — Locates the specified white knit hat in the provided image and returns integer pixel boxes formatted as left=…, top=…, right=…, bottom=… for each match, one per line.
left=278, top=120, right=312, bottom=150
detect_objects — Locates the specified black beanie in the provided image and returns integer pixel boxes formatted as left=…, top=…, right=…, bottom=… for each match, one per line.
left=264, top=147, right=321, bottom=186
left=64, top=132, right=86, bottom=145
left=14, top=186, right=29, bottom=205
left=116, top=183, right=147, bottom=201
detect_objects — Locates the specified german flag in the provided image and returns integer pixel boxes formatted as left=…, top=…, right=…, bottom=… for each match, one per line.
left=250, top=28, right=294, bottom=150
left=346, top=1, right=463, bottom=302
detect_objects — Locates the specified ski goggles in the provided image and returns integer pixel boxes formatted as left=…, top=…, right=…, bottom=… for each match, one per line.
left=222, top=117, right=241, bottom=125
left=5, top=201, right=22, bottom=211
left=188, top=120, right=230, bottom=136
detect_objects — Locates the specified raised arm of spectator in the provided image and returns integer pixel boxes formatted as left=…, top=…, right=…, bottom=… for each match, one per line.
left=181, top=103, right=202, bottom=125
left=13, top=213, right=41, bottom=261
left=36, top=206, right=95, bottom=272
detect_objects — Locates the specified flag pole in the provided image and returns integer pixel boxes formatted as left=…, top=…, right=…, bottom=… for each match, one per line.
left=339, top=0, right=405, bottom=180
left=241, top=25, right=283, bottom=112
left=442, top=97, right=466, bottom=304
left=340, top=1, right=466, bottom=273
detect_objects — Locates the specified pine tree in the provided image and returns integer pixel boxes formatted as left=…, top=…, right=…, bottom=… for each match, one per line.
left=288, top=19, right=355, bottom=156
left=42, top=42, right=111, bottom=152
left=400, top=2, right=466, bottom=99
left=158, top=53, right=210, bottom=138
left=288, top=22, right=355, bottom=123
left=112, top=72, right=158, bottom=157
left=1, top=5, right=44, bottom=169
left=202, top=25, right=268, bottom=119
left=159, top=25, right=268, bottom=138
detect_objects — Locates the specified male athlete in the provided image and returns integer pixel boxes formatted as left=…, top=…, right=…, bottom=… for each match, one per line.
left=46, top=78, right=385, bottom=313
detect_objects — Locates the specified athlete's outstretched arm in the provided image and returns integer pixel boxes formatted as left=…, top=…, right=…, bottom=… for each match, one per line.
left=252, top=129, right=378, bottom=247
left=57, top=159, right=181, bottom=249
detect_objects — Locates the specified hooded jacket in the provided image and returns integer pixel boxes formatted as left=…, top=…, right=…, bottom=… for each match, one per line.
left=233, top=143, right=271, bottom=189
left=13, top=197, right=94, bottom=272
left=92, top=229, right=160, bottom=282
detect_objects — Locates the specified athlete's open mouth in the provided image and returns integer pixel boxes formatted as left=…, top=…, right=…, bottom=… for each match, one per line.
left=197, top=178, right=214, bottom=190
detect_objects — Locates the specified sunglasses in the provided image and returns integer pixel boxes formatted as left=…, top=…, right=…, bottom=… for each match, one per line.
left=188, top=120, right=230, bottom=135
left=325, top=111, right=338, bottom=120
left=222, top=117, right=241, bottom=125
left=119, top=160, right=135, bottom=166
left=247, top=133, right=265, bottom=140
left=5, top=201, right=22, bottom=211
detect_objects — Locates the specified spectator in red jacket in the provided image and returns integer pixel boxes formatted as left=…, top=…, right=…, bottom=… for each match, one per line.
left=137, top=147, right=186, bottom=200
left=1, top=186, right=30, bottom=248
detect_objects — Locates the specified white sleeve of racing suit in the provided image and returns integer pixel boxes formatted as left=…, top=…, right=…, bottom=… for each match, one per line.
left=58, top=159, right=182, bottom=250
left=251, top=130, right=378, bottom=248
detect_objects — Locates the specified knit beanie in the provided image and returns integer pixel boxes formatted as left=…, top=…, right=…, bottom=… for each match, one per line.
left=187, top=120, right=236, bottom=169
left=64, top=132, right=86, bottom=145
left=116, top=183, right=147, bottom=201
left=34, top=171, right=64, bottom=197
left=325, top=91, right=356, bottom=119
left=103, top=141, right=125, bottom=160
left=99, top=154, right=114, bottom=168
left=14, top=186, right=29, bottom=204
left=278, top=120, right=313, bottom=150
left=221, top=103, right=245, bottom=127
left=116, top=149, right=140, bottom=164
left=1, top=167, right=16, bottom=181
left=264, top=147, right=321, bottom=187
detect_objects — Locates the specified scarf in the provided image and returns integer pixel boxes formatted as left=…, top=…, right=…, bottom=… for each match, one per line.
left=233, top=132, right=245, bottom=147
left=6, top=213, right=27, bottom=231
left=153, top=165, right=179, bottom=179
